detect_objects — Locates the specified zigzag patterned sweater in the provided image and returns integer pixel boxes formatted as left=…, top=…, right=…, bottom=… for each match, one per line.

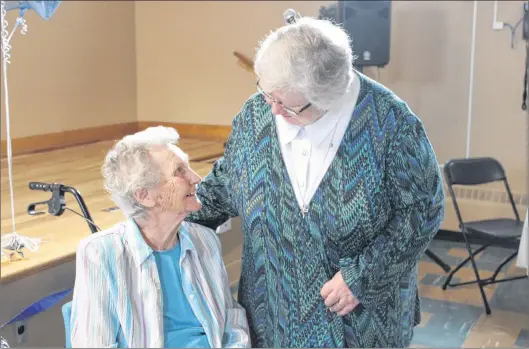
left=186, top=73, right=445, bottom=348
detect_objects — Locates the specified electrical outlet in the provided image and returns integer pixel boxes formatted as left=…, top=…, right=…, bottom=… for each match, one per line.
left=216, top=219, right=232, bottom=234
left=12, top=320, right=28, bottom=346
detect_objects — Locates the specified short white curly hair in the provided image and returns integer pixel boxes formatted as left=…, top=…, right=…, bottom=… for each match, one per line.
left=101, top=126, right=180, bottom=218
left=254, top=16, right=354, bottom=110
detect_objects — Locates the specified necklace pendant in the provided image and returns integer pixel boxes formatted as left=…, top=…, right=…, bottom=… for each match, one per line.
left=302, top=205, right=309, bottom=216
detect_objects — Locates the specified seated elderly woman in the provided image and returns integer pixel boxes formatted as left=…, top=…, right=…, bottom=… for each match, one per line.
left=69, top=126, right=250, bottom=348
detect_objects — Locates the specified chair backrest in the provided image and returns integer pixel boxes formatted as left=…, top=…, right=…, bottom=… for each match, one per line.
left=444, top=157, right=505, bottom=186
left=444, top=157, right=520, bottom=225
left=62, top=301, right=72, bottom=348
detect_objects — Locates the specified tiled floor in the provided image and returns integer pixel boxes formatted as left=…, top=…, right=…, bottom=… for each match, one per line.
left=411, top=240, right=529, bottom=348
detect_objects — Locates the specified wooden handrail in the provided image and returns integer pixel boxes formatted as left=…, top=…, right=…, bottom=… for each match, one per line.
left=233, top=51, right=254, bottom=73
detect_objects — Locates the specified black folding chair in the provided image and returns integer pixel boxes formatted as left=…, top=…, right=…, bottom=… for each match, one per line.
left=425, top=249, right=451, bottom=272
left=442, top=157, right=526, bottom=314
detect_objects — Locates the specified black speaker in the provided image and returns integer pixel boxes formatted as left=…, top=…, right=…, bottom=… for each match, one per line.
left=337, top=1, right=392, bottom=67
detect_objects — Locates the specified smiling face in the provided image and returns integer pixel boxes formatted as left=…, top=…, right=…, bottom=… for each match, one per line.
left=134, top=144, right=202, bottom=216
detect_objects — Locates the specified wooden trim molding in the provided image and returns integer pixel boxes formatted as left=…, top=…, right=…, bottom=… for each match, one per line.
left=1, top=122, right=138, bottom=157
left=1, top=121, right=231, bottom=157
left=138, top=121, right=231, bottom=141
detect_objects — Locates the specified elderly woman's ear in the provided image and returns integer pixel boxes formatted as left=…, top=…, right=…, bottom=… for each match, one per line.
left=134, top=188, right=157, bottom=208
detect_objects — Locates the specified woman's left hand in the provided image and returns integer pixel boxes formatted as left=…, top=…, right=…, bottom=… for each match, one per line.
left=320, top=271, right=360, bottom=316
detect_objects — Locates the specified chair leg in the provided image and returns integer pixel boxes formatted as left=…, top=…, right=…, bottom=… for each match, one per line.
left=490, top=251, right=518, bottom=282
left=442, top=244, right=489, bottom=289
left=424, top=249, right=451, bottom=272
left=462, top=234, right=492, bottom=315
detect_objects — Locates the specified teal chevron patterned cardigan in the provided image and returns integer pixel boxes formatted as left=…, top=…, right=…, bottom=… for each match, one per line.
left=186, top=73, right=445, bottom=348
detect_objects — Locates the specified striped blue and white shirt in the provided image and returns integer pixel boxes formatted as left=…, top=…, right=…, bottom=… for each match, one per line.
left=70, top=219, right=250, bottom=348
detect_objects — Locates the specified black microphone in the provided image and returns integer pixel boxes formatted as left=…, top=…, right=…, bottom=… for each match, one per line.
left=283, top=9, right=298, bottom=24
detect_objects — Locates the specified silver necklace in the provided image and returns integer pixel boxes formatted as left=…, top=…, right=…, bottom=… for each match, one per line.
left=295, top=113, right=344, bottom=217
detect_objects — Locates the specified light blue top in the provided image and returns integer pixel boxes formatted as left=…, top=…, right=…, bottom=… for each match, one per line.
left=69, top=220, right=249, bottom=348
left=153, top=241, right=210, bottom=348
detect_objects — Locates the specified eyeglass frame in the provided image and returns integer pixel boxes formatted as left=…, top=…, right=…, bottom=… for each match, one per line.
left=256, top=80, right=312, bottom=116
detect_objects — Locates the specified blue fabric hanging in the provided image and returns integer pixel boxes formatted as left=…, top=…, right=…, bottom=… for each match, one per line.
left=4, top=1, right=61, bottom=20
left=0, top=288, right=72, bottom=330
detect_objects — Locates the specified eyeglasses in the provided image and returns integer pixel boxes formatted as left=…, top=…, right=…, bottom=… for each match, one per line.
left=256, top=80, right=312, bottom=116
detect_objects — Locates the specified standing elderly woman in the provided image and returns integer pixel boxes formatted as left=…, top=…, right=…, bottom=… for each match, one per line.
left=69, top=126, right=250, bottom=348
left=186, top=16, right=445, bottom=348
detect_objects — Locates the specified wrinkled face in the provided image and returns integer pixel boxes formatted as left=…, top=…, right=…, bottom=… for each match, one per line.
left=257, top=80, right=324, bottom=126
left=136, top=144, right=202, bottom=215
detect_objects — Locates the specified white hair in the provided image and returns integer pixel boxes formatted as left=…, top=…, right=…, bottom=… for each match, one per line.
left=254, top=17, right=354, bottom=110
left=101, top=126, right=181, bottom=218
